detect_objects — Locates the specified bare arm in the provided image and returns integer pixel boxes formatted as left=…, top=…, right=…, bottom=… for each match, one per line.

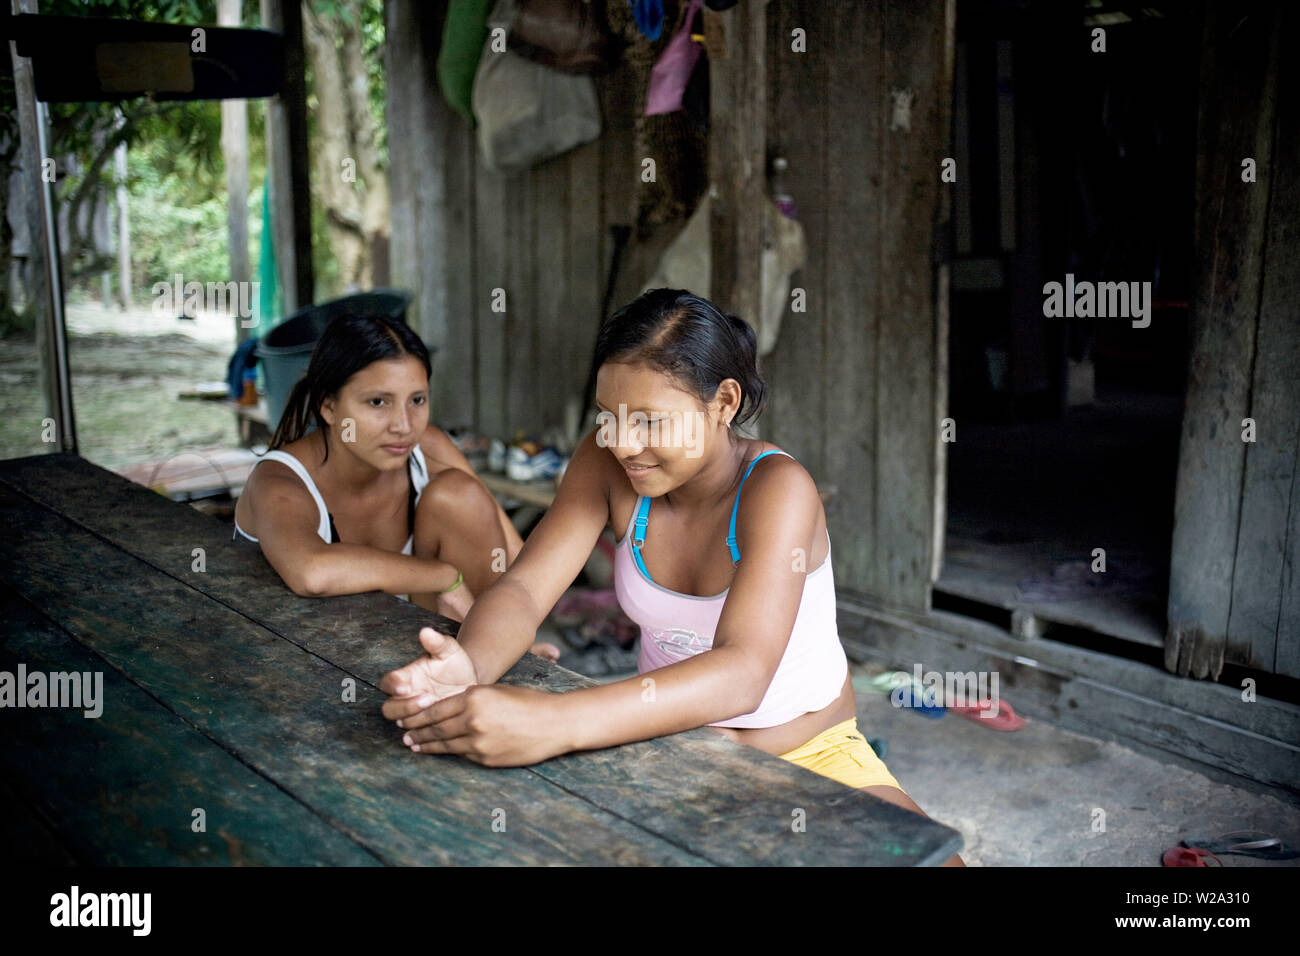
left=245, top=463, right=461, bottom=597
left=453, top=428, right=612, bottom=683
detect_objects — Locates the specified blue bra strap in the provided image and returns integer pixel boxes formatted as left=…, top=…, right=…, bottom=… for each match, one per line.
left=631, top=495, right=652, bottom=578
left=727, top=450, right=792, bottom=563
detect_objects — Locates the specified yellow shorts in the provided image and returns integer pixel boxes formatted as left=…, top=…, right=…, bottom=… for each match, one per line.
left=777, top=717, right=906, bottom=792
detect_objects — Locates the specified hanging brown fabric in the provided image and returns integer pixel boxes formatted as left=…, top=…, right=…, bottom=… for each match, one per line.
left=508, top=0, right=622, bottom=74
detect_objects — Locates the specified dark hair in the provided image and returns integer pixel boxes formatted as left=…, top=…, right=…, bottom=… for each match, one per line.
left=270, top=314, right=432, bottom=460
left=592, top=288, right=768, bottom=428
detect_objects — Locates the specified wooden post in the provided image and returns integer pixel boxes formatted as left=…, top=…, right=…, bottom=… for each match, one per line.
left=219, top=0, right=251, bottom=340
left=260, top=0, right=312, bottom=317
left=759, top=0, right=953, bottom=611
left=708, top=0, right=766, bottom=336
left=1167, top=1, right=1284, bottom=680
left=9, top=0, right=76, bottom=453
left=385, top=0, right=478, bottom=429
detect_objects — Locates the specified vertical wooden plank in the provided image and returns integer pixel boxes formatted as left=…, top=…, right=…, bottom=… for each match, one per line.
left=600, top=55, right=652, bottom=314
left=261, top=0, right=313, bottom=310
left=952, top=40, right=972, bottom=256
left=822, top=0, right=881, bottom=597
left=567, top=138, right=604, bottom=434
left=474, top=162, right=510, bottom=440
left=1167, top=1, right=1280, bottom=679
left=708, top=0, right=766, bottom=333
left=533, top=154, right=571, bottom=433
left=384, top=0, right=416, bottom=323
left=762, top=0, right=829, bottom=485
left=931, top=0, right=956, bottom=586
left=386, top=0, right=476, bottom=429
left=436, top=119, right=478, bottom=429
left=872, top=0, right=951, bottom=609
left=219, top=0, right=251, bottom=343
left=504, top=169, right=536, bottom=435
left=1229, top=2, right=1300, bottom=677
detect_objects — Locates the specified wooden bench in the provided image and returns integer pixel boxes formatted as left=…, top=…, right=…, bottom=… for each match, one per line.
left=0, top=453, right=962, bottom=866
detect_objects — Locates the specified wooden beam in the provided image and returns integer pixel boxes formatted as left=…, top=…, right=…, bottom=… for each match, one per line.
left=1227, top=1, right=1300, bottom=679
left=219, top=0, right=251, bottom=342
left=1168, top=1, right=1282, bottom=679
left=260, top=0, right=312, bottom=315
left=708, top=0, right=766, bottom=335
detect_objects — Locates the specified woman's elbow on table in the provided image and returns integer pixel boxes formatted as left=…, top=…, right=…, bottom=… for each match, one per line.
left=280, top=557, right=334, bottom=598
left=712, top=648, right=776, bottom=719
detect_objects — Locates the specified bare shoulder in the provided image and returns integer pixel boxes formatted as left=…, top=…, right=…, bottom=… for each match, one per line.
left=236, top=452, right=322, bottom=540
left=565, top=427, right=624, bottom=496
left=734, top=445, right=822, bottom=537
left=743, top=446, right=818, bottom=501
left=243, top=455, right=315, bottom=509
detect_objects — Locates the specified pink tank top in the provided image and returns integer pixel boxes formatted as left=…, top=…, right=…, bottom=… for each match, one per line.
left=613, top=450, right=849, bottom=729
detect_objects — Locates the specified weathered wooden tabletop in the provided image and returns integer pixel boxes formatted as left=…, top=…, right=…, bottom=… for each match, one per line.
left=0, top=453, right=963, bottom=866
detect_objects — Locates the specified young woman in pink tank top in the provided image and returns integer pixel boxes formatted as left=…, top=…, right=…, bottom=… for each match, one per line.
left=380, top=289, right=962, bottom=866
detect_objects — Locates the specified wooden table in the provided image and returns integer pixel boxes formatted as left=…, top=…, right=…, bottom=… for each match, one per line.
left=0, top=453, right=963, bottom=866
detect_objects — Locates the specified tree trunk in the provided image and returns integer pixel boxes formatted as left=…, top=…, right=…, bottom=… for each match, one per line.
left=302, top=0, right=388, bottom=293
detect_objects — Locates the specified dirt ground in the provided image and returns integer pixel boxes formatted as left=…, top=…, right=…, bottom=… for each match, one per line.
left=0, top=302, right=240, bottom=473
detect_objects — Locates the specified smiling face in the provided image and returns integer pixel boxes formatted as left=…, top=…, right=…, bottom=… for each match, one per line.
left=594, top=361, right=742, bottom=496
left=318, top=356, right=430, bottom=471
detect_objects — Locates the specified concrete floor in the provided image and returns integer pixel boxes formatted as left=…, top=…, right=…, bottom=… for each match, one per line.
left=547, top=618, right=1300, bottom=867
left=848, top=661, right=1300, bottom=867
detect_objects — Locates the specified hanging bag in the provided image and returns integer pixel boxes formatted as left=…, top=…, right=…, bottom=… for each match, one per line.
left=508, top=0, right=621, bottom=73
left=473, top=0, right=602, bottom=171
left=645, top=0, right=703, bottom=116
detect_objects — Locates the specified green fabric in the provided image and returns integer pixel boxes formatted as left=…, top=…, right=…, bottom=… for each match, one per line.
left=256, top=177, right=281, bottom=391
left=257, top=177, right=280, bottom=333
left=437, top=0, right=494, bottom=123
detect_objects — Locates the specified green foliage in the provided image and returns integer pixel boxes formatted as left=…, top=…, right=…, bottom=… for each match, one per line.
left=9, top=0, right=388, bottom=316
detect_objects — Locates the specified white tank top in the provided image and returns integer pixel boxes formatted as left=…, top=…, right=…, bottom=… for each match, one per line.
left=233, top=445, right=431, bottom=555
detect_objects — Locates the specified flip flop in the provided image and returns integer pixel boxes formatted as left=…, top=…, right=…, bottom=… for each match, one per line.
left=1182, top=831, right=1300, bottom=860
left=890, top=682, right=946, bottom=718
left=1162, top=846, right=1224, bottom=867
left=853, top=671, right=914, bottom=695
left=947, top=698, right=1028, bottom=731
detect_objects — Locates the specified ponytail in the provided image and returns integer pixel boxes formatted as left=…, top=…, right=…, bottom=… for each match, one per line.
left=722, top=311, right=768, bottom=427
left=269, top=375, right=317, bottom=453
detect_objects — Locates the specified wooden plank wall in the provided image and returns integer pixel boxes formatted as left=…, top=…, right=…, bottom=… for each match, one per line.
left=387, top=0, right=639, bottom=441
left=1168, top=0, right=1299, bottom=680
left=389, top=0, right=954, bottom=613
left=762, top=0, right=954, bottom=610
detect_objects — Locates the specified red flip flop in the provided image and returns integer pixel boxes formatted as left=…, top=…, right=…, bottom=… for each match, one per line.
left=947, top=698, right=1028, bottom=731
left=1162, top=846, right=1224, bottom=867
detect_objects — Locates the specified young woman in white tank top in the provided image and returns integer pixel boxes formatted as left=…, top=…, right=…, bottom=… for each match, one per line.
left=232, top=313, right=557, bottom=659
left=378, top=290, right=963, bottom=866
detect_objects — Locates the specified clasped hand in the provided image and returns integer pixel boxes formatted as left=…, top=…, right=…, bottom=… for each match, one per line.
left=379, top=626, right=569, bottom=767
